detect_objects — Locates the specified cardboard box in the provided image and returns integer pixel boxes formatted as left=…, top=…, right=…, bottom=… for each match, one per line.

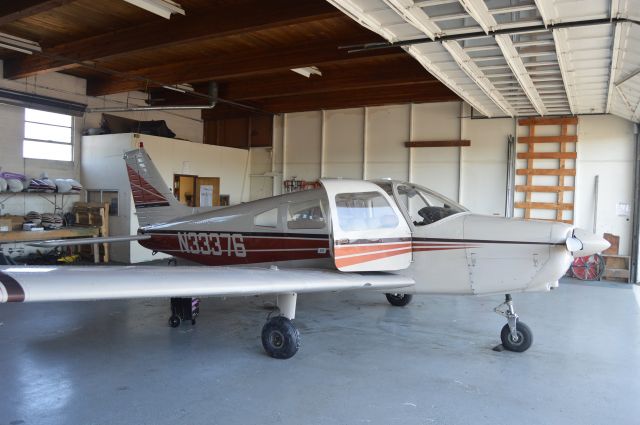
left=0, top=215, right=25, bottom=231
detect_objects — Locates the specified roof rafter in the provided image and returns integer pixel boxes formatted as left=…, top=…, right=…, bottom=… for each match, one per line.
left=85, top=42, right=404, bottom=96
left=4, top=0, right=341, bottom=79
left=0, top=0, right=75, bottom=26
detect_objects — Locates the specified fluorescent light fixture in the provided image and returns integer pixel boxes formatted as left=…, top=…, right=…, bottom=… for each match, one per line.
left=290, top=66, right=322, bottom=78
left=0, top=32, right=41, bottom=54
left=162, top=83, right=194, bottom=93
left=123, top=0, right=185, bottom=19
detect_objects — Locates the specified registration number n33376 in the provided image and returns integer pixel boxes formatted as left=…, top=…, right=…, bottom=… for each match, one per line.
left=177, top=232, right=246, bottom=257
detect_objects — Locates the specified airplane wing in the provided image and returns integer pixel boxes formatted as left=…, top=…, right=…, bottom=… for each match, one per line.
left=0, top=266, right=415, bottom=303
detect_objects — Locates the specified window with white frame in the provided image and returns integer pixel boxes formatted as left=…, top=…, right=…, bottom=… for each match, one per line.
left=23, top=108, right=73, bottom=161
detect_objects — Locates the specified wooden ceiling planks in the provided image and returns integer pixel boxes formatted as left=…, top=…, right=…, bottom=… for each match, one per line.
left=0, top=0, right=460, bottom=114
left=4, top=0, right=342, bottom=78
left=0, top=0, right=76, bottom=27
left=85, top=40, right=404, bottom=96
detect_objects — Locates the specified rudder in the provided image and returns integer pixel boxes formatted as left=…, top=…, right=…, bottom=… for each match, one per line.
left=124, top=148, right=190, bottom=226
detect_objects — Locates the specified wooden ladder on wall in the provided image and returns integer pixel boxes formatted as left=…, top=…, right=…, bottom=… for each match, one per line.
left=515, top=117, right=578, bottom=224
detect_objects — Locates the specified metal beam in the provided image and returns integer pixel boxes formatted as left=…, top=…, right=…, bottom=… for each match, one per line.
left=405, top=44, right=493, bottom=116
left=383, top=0, right=441, bottom=40
left=606, top=22, right=625, bottom=113
left=461, top=0, right=546, bottom=115
left=496, top=34, right=547, bottom=115
left=443, top=40, right=514, bottom=116
left=553, top=27, right=577, bottom=114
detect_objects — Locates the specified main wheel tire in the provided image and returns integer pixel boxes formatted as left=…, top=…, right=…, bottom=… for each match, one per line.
left=168, top=315, right=181, bottom=328
left=261, top=316, right=300, bottom=359
left=385, top=293, right=413, bottom=307
left=500, top=321, right=533, bottom=352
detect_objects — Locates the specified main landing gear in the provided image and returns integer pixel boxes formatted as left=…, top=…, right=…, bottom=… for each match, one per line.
left=494, top=294, right=533, bottom=352
left=385, top=293, right=413, bottom=307
left=261, top=293, right=300, bottom=359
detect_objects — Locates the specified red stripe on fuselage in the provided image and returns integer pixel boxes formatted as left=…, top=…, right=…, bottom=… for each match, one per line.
left=140, top=233, right=331, bottom=266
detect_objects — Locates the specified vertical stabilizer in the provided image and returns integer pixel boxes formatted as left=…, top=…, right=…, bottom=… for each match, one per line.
left=124, top=148, right=190, bottom=226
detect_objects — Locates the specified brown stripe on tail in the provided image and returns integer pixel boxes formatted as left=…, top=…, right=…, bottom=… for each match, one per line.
left=0, top=271, right=25, bottom=302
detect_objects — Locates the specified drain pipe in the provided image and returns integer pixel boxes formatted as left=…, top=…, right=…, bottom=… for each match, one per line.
left=87, top=82, right=218, bottom=113
left=631, top=123, right=640, bottom=284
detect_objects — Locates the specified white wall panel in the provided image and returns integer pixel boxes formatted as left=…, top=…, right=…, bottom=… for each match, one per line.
left=461, top=116, right=513, bottom=215
left=365, top=105, right=410, bottom=180
left=323, top=108, right=364, bottom=179
left=411, top=102, right=461, bottom=200
left=283, top=111, right=322, bottom=182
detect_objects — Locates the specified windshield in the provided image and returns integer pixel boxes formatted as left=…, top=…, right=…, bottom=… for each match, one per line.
left=375, top=181, right=466, bottom=227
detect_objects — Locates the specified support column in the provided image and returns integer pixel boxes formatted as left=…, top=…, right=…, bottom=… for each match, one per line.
left=631, top=123, right=640, bottom=284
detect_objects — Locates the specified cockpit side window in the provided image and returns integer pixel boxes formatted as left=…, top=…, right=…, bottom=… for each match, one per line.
left=287, top=199, right=326, bottom=229
left=396, top=184, right=464, bottom=226
left=254, top=208, right=279, bottom=228
left=335, top=191, right=399, bottom=232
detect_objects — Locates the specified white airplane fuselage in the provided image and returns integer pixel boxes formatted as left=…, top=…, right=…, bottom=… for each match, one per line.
left=135, top=180, right=598, bottom=297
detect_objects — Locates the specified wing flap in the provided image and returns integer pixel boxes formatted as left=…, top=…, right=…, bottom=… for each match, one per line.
left=0, top=266, right=414, bottom=303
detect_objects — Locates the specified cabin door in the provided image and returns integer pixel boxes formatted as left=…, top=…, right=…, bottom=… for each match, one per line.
left=321, top=180, right=412, bottom=272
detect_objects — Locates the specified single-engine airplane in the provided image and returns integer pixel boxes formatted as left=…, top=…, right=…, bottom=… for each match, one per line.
left=0, top=147, right=609, bottom=359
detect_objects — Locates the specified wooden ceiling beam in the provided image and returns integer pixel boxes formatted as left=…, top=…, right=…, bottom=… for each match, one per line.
left=220, top=56, right=438, bottom=100
left=226, top=82, right=458, bottom=114
left=85, top=43, right=404, bottom=97
left=3, top=0, right=341, bottom=79
left=0, top=0, right=75, bottom=26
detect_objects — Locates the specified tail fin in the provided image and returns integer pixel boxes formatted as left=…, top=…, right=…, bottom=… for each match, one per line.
left=124, top=148, right=191, bottom=227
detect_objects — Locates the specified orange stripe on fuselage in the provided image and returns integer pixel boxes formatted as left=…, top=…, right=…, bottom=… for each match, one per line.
left=334, top=242, right=475, bottom=268
left=335, top=247, right=414, bottom=268
left=334, top=242, right=412, bottom=257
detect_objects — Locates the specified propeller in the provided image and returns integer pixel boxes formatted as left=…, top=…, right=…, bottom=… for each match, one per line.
left=565, top=228, right=610, bottom=258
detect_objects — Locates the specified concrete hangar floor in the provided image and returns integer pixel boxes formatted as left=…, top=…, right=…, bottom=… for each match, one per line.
left=0, top=277, right=638, bottom=425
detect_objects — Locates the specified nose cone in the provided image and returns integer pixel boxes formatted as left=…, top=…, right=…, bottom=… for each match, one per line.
left=568, top=228, right=611, bottom=257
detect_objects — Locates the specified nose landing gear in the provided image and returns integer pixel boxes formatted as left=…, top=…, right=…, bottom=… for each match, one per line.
left=385, top=293, right=413, bottom=306
left=494, top=294, right=533, bottom=352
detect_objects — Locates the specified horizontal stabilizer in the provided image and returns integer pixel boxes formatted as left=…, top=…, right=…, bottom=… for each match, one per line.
left=27, top=234, right=151, bottom=248
left=0, top=266, right=415, bottom=303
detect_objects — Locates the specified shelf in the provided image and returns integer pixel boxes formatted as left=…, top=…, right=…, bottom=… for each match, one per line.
left=0, top=192, right=80, bottom=195
left=0, top=192, right=82, bottom=210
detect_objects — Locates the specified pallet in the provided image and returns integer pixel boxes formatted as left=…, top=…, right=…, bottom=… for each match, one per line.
left=73, top=202, right=110, bottom=263
left=515, top=116, right=577, bottom=223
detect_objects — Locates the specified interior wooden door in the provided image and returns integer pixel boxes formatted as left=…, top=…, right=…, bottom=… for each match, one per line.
left=195, top=177, right=220, bottom=207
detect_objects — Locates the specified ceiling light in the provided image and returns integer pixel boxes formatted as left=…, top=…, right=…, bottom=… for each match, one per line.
left=123, top=0, right=185, bottom=19
left=291, top=66, right=322, bottom=78
left=162, top=83, right=194, bottom=93
left=0, top=32, right=41, bottom=55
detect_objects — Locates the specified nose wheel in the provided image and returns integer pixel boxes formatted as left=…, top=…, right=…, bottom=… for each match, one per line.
left=385, top=293, right=413, bottom=306
left=494, top=294, right=533, bottom=352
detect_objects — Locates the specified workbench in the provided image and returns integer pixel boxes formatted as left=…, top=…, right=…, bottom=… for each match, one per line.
left=0, top=226, right=102, bottom=263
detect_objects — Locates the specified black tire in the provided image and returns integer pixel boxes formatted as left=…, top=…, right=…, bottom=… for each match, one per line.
left=261, top=316, right=300, bottom=359
left=385, top=293, right=413, bottom=307
left=168, top=315, right=181, bottom=328
left=500, top=321, right=533, bottom=352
